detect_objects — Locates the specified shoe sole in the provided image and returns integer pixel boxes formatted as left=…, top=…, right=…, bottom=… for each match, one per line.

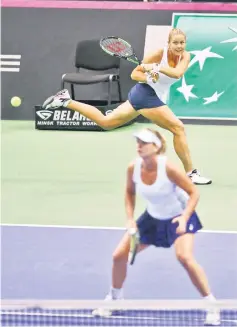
left=193, top=181, right=212, bottom=185
left=204, top=321, right=221, bottom=326
left=92, top=309, right=112, bottom=317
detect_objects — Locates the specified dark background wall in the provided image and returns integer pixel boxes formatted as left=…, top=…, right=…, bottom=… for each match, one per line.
left=1, top=4, right=236, bottom=120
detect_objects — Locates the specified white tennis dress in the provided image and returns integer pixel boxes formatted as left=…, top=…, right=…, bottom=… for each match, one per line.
left=133, top=155, right=188, bottom=219
left=146, top=46, right=181, bottom=102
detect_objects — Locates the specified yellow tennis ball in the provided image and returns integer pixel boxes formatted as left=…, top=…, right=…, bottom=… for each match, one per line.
left=11, top=96, right=22, bottom=107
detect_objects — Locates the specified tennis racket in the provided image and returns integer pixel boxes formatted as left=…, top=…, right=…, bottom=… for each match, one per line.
left=100, top=36, right=160, bottom=83
left=128, top=230, right=140, bottom=265
left=100, top=36, right=141, bottom=65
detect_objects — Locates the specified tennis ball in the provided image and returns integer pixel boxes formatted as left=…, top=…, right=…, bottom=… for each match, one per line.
left=11, top=96, right=22, bottom=107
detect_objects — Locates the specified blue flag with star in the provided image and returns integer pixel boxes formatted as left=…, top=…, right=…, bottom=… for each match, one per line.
left=168, top=14, right=237, bottom=120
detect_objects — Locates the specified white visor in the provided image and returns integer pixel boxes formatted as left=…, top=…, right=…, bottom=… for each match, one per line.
left=133, top=129, right=162, bottom=148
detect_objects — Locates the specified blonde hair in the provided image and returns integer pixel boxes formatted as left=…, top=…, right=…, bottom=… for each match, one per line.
left=147, top=128, right=166, bottom=155
left=168, top=28, right=186, bottom=43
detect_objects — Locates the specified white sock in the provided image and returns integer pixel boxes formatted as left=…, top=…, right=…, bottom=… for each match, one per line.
left=204, top=293, right=216, bottom=302
left=110, top=287, right=123, bottom=300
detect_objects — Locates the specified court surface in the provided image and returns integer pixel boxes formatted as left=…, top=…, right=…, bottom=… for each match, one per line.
left=1, top=120, right=237, bottom=303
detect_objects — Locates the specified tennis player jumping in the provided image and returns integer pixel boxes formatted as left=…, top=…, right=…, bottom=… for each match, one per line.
left=93, top=128, right=220, bottom=326
left=42, top=28, right=211, bottom=185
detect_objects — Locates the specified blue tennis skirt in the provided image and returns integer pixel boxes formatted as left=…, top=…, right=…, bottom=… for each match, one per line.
left=136, top=210, right=202, bottom=248
left=128, top=83, right=165, bottom=111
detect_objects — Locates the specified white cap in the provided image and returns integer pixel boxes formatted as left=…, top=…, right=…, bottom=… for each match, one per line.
left=133, top=129, right=162, bottom=148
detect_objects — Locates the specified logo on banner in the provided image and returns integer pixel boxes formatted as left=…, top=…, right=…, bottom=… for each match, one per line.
left=36, top=110, right=53, bottom=120
left=35, top=108, right=99, bottom=129
left=0, top=54, right=21, bottom=72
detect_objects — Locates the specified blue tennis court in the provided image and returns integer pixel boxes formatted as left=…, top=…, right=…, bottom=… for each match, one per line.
left=1, top=225, right=237, bottom=326
left=2, top=226, right=237, bottom=300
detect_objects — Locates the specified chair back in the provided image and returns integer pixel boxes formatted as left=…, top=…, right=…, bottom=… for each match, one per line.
left=75, top=39, right=120, bottom=71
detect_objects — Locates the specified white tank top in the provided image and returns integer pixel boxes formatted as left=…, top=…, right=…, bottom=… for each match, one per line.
left=132, top=155, right=189, bottom=220
left=147, top=47, right=181, bottom=102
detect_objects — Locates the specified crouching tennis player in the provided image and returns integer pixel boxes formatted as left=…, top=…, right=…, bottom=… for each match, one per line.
left=93, top=128, right=220, bottom=326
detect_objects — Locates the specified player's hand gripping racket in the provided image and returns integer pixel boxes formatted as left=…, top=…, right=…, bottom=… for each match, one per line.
left=128, top=228, right=140, bottom=265
left=100, top=36, right=141, bottom=65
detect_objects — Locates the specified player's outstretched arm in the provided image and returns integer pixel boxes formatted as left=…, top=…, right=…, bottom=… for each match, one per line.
left=159, top=51, right=190, bottom=79
left=125, top=162, right=137, bottom=232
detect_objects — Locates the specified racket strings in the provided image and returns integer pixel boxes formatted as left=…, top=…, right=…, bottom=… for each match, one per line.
left=101, top=38, right=133, bottom=57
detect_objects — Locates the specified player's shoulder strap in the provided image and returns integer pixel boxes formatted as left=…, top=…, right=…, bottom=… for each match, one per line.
left=132, top=157, right=142, bottom=183
left=157, top=155, right=169, bottom=180
left=160, top=46, right=168, bottom=65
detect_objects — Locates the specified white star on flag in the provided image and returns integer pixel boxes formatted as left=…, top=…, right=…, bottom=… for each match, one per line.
left=188, top=46, right=224, bottom=71
left=177, top=76, right=198, bottom=102
left=203, top=91, right=225, bottom=105
left=220, top=27, right=237, bottom=51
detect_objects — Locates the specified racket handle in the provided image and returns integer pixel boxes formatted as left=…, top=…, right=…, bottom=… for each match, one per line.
left=128, top=228, right=137, bottom=236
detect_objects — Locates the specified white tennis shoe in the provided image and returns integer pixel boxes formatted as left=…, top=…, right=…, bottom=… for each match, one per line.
left=92, top=298, right=221, bottom=324
left=188, top=169, right=212, bottom=185
left=92, top=291, right=124, bottom=317
left=204, top=308, right=221, bottom=326
left=42, top=89, right=71, bottom=110
left=92, top=294, right=114, bottom=317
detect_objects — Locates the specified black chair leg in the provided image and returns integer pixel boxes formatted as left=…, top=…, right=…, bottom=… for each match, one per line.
left=70, top=84, right=75, bottom=100
left=107, top=80, right=112, bottom=107
left=61, top=79, right=65, bottom=90
left=117, top=80, right=122, bottom=103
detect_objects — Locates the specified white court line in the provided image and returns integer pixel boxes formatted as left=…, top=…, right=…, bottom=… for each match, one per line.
left=178, top=116, right=237, bottom=121
left=1, top=223, right=237, bottom=234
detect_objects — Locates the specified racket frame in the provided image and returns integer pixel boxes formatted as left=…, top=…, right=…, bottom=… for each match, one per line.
left=100, top=36, right=141, bottom=65
left=128, top=232, right=139, bottom=265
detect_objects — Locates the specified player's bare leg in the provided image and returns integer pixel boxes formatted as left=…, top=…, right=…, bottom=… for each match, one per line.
left=42, top=89, right=139, bottom=130
left=175, top=234, right=220, bottom=326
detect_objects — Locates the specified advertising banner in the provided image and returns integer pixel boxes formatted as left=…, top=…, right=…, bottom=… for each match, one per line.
left=169, top=13, right=237, bottom=120
left=144, top=14, right=237, bottom=120
left=35, top=105, right=134, bottom=131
